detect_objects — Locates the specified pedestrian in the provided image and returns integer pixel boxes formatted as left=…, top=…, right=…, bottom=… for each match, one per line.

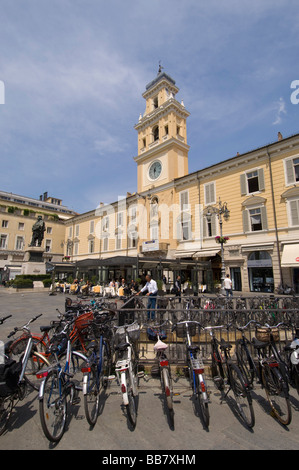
left=175, top=275, right=182, bottom=303
left=137, top=274, right=158, bottom=320
left=224, top=274, right=233, bottom=298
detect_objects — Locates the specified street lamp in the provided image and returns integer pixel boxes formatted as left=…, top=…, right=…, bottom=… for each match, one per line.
left=206, top=198, right=230, bottom=294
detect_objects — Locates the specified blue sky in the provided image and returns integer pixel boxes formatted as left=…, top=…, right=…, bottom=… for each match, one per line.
left=0, top=0, right=299, bottom=214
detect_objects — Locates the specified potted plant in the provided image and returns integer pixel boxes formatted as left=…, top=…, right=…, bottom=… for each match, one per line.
left=215, top=236, right=229, bottom=244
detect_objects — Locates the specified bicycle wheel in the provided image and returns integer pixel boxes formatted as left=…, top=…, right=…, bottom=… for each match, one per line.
left=24, top=352, right=51, bottom=391
left=211, top=345, right=225, bottom=390
left=262, top=364, right=292, bottom=426
left=83, top=364, right=100, bottom=426
left=195, top=373, right=210, bottom=428
left=230, top=363, right=255, bottom=428
left=39, top=370, right=67, bottom=442
left=162, top=367, right=174, bottom=428
left=236, top=340, right=255, bottom=387
left=0, top=396, right=14, bottom=436
left=126, top=370, right=137, bottom=427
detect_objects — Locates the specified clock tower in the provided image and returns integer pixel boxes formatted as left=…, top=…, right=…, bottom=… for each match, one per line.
left=134, top=68, right=190, bottom=194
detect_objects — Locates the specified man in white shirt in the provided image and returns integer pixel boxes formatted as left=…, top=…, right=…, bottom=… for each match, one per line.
left=224, top=274, right=233, bottom=298
left=137, top=275, right=158, bottom=320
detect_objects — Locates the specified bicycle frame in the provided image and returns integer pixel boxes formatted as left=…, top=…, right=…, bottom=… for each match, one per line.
left=115, top=328, right=137, bottom=406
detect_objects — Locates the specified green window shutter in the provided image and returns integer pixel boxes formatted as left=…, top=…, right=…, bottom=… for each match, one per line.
left=242, top=210, right=250, bottom=232
left=261, top=206, right=268, bottom=230
left=258, top=168, right=265, bottom=191
left=240, top=174, right=247, bottom=196
left=290, top=200, right=299, bottom=226
left=285, top=159, right=295, bottom=185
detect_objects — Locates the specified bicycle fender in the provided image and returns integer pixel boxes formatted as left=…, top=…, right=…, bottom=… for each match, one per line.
left=121, top=371, right=129, bottom=406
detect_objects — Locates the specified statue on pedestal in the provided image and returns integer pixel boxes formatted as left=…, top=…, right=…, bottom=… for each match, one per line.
left=29, top=216, right=46, bottom=247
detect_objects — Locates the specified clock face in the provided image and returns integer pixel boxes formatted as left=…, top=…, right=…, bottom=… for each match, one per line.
left=148, top=161, right=162, bottom=180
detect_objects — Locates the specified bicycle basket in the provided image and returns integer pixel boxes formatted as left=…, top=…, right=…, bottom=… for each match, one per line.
left=256, top=327, right=279, bottom=343
left=147, top=327, right=167, bottom=342
left=0, top=359, right=22, bottom=397
left=127, top=323, right=140, bottom=342
left=175, top=323, right=197, bottom=338
left=74, top=311, right=94, bottom=332
left=114, top=326, right=126, bottom=346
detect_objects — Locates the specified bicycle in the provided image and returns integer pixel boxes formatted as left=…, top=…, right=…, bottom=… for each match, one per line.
left=252, top=322, right=292, bottom=425
left=207, top=324, right=255, bottom=428
left=236, top=321, right=292, bottom=425
left=146, top=320, right=174, bottom=428
left=172, top=319, right=209, bottom=428
left=0, top=315, right=50, bottom=436
left=114, top=321, right=141, bottom=428
left=38, top=319, right=89, bottom=442
left=82, top=311, right=115, bottom=426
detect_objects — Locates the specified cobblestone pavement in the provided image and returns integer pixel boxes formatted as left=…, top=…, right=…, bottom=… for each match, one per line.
left=0, top=290, right=299, bottom=451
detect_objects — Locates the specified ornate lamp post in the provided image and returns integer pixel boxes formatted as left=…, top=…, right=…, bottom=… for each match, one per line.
left=206, top=198, right=230, bottom=294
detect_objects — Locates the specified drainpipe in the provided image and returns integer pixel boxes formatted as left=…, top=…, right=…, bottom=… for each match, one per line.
left=266, top=147, right=283, bottom=287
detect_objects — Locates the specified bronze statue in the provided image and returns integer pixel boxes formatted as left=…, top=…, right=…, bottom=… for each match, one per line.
left=29, top=215, right=46, bottom=247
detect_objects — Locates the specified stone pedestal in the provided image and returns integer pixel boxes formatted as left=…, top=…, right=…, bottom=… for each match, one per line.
left=22, top=247, right=46, bottom=275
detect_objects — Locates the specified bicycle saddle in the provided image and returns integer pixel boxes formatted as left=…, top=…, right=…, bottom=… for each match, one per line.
left=154, top=339, right=168, bottom=351
left=251, top=337, right=269, bottom=349
left=40, top=325, right=53, bottom=333
left=220, top=338, right=232, bottom=350
left=114, top=342, right=130, bottom=351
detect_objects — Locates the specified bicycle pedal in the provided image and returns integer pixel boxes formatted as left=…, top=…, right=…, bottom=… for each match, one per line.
left=71, top=397, right=81, bottom=405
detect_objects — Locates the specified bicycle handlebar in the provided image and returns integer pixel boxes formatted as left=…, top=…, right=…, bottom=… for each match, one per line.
left=0, top=314, right=12, bottom=325
left=7, top=313, right=43, bottom=337
left=172, top=320, right=203, bottom=332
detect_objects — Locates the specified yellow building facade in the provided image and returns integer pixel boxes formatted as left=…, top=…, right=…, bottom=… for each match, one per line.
left=0, top=191, right=76, bottom=281
left=63, top=70, right=299, bottom=293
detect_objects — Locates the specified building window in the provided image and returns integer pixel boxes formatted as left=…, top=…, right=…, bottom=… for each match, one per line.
left=15, top=236, right=24, bottom=250
left=102, top=216, right=109, bottom=232
left=117, top=212, right=123, bottom=227
left=103, top=237, right=109, bottom=252
left=0, top=234, right=7, bottom=249
left=68, top=226, right=73, bottom=238
left=240, top=169, right=265, bottom=195
left=203, top=213, right=217, bottom=238
left=150, top=222, right=159, bottom=241
left=75, top=224, right=80, bottom=237
left=249, top=208, right=263, bottom=231
left=90, top=220, right=94, bottom=234
left=179, top=191, right=189, bottom=211
left=89, top=239, right=94, bottom=254
left=74, top=241, right=79, bottom=255
left=153, top=96, right=158, bottom=109
left=285, top=156, right=299, bottom=185
left=164, top=125, right=169, bottom=135
left=116, top=233, right=122, bottom=250
left=152, top=125, right=159, bottom=142
left=177, top=213, right=191, bottom=241
left=204, top=182, right=216, bottom=205
left=243, top=206, right=268, bottom=232
left=2, top=220, right=8, bottom=228
left=46, top=226, right=52, bottom=234
left=45, top=239, right=52, bottom=252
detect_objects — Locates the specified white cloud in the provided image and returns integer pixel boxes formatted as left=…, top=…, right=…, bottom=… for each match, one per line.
left=273, top=97, right=287, bottom=125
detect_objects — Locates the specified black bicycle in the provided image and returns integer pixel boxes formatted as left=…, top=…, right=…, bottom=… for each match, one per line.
left=207, top=324, right=255, bottom=428
left=236, top=321, right=291, bottom=426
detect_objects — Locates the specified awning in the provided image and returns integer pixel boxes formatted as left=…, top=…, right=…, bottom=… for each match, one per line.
left=193, top=250, right=220, bottom=258
left=281, top=244, right=299, bottom=267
